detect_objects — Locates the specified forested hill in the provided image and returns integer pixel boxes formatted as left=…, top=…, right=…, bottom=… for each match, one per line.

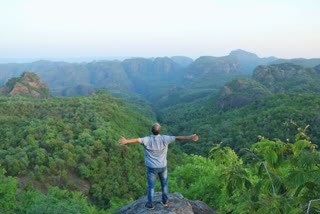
left=0, top=50, right=278, bottom=99
left=0, top=90, right=170, bottom=212
left=2, top=50, right=320, bottom=111
left=157, top=61, right=320, bottom=155
left=1, top=56, right=320, bottom=213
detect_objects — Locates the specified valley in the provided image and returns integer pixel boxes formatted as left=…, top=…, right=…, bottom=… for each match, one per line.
left=0, top=49, right=320, bottom=213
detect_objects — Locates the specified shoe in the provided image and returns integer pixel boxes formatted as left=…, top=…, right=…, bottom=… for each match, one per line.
left=161, top=201, right=169, bottom=207
left=145, top=203, right=155, bottom=210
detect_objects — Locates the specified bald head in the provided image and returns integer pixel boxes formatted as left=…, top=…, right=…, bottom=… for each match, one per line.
left=151, top=123, right=161, bottom=135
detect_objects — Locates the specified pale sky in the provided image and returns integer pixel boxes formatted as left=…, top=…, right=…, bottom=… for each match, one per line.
left=1, top=0, right=319, bottom=62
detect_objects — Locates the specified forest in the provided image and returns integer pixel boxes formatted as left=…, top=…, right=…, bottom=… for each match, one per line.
left=0, top=92, right=319, bottom=213
left=0, top=51, right=320, bottom=213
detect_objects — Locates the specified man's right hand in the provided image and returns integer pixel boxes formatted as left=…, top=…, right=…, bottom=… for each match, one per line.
left=118, top=136, right=127, bottom=145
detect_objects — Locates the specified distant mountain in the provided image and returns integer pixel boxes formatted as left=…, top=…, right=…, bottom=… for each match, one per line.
left=122, top=57, right=184, bottom=101
left=0, top=50, right=319, bottom=105
left=183, top=49, right=278, bottom=86
left=0, top=71, right=50, bottom=98
left=186, top=55, right=240, bottom=76
left=170, top=56, right=194, bottom=67
left=229, top=49, right=277, bottom=73
left=271, top=58, right=320, bottom=68
left=86, top=60, right=133, bottom=94
left=176, top=49, right=275, bottom=103
left=229, top=49, right=259, bottom=59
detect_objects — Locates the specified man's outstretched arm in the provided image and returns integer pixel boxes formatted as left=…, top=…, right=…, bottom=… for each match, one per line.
left=118, top=136, right=141, bottom=145
left=175, top=134, right=199, bottom=142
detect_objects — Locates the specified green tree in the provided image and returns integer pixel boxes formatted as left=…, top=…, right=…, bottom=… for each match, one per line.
left=0, top=167, right=17, bottom=213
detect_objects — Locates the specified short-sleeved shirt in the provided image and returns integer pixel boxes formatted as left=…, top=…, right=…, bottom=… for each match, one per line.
left=139, top=135, right=176, bottom=168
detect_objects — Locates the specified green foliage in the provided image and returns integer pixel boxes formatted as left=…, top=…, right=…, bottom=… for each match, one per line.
left=159, top=93, right=320, bottom=155
left=23, top=187, right=92, bottom=214
left=170, top=127, right=320, bottom=213
left=0, top=167, right=18, bottom=213
left=170, top=154, right=225, bottom=207
left=217, top=78, right=272, bottom=110
left=2, top=58, right=320, bottom=213
left=0, top=91, right=160, bottom=212
left=253, top=63, right=320, bottom=93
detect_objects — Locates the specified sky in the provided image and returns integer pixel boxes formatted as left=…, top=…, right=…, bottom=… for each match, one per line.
left=1, top=0, right=319, bottom=62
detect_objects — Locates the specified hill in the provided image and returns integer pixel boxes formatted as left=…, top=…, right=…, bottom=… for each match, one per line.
left=217, top=79, right=271, bottom=110
left=216, top=63, right=320, bottom=110
left=0, top=90, right=173, bottom=212
left=159, top=63, right=320, bottom=155
left=1, top=54, right=320, bottom=213
left=1, top=50, right=319, bottom=111
left=0, top=50, right=319, bottom=106
left=252, top=63, right=320, bottom=93
left=0, top=50, right=279, bottom=100
left=0, top=71, right=50, bottom=98
left=272, top=57, right=320, bottom=68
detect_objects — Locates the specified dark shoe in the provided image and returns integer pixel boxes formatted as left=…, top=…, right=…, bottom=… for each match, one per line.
left=145, top=203, right=155, bottom=210
left=161, top=201, right=169, bottom=207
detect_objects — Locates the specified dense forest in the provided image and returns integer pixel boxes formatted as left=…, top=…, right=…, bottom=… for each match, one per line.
left=0, top=92, right=164, bottom=213
left=0, top=50, right=320, bottom=213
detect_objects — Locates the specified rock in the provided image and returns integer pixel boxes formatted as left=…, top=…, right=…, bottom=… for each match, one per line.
left=0, top=71, right=50, bottom=98
left=217, top=79, right=271, bottom=110
left=115, top=192, right=216, bottom=214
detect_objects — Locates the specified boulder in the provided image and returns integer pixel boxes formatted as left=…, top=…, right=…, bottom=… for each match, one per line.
left=115, top=192, right=216, bottom=214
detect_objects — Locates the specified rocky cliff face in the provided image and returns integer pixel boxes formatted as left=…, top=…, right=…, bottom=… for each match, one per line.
left=115, top=192, right=215, bottom=214
left=0, top=71, right=50, bottom=98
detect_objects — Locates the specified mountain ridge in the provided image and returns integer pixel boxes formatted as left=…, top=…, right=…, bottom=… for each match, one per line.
left=0, top=50, right=320, bottom=107
left=0, top=49, right=276, bottom=97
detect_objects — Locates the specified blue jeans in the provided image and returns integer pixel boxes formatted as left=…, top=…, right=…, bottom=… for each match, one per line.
left=147, top=166, right=168, bottom=204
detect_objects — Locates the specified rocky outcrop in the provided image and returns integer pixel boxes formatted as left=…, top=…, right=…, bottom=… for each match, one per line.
left=253, top=63, right=305, bottom=85
left=187, top=56, right=241, bottom=77
left=115, top=192, right=215, bottom=214
left=218, top=79, right=271, bottom=110
left=252, top=63, right=320, bottom=93
left=0, top=71, right=50, bottom=98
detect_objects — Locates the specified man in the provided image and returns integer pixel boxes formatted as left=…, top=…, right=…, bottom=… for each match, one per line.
left=118, top=122, right=199, bottom=210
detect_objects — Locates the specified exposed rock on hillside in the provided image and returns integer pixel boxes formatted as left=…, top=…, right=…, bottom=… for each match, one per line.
left=218, top=79, right=271, bottom=109
left=115, top=192, right=215, bottom=214
left=253, top=63, right=305, bottom=83
left=253, top=63, right=320, bottom=93
left=0, top=71, right=50, bottom=98
left=187, top=56, right=241, bottom=77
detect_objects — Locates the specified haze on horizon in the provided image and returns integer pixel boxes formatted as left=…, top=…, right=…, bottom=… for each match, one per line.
left=1, top=0, right=319, bottom=62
